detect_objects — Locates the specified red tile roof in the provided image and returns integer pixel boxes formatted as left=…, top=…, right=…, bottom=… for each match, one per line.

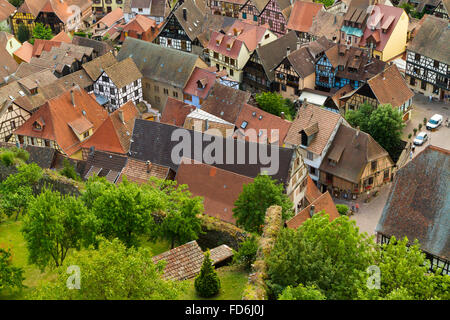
left=95, top=7, right=124, bottom=28
left=287, top=1, right=323, bottom=33
left=234, top=103, right=292, bottom=146
left=81, top=101, right=138, bottom=154
left=160, top=97, right=196, bottom=127
left=51, top=31, right=72, bottom=43
left=305, top=175, right=322, bottom=203
left=117, top=158, right=172, bottom=184
left=32, top=39, right=62, bottom=57
left=0, top=0, right=16, bottom=22
left=13, top=41, right=34, bottom=63
left=175, top=160, right=254, bottom=224
left=286, top=191, right=339, bottom=229
left=14, top=87, right=108, bottom=156
left=183, top=67, right=216, bottom=100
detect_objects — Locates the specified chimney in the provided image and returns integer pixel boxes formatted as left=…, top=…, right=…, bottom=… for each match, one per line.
left=146, top=160, right=151, bottom=173
left=70, top=89, right=75, bottom=107
left=309, top=204, right=315, bottom=217
left=183, top=8, right=187, bottom=21
left=286, top=46, right=291, bottom=56
left=118, top=109, right=124, bottom=123
left=356, top=126, right=360, bottom=137
left=280, top=112, right=285, bottom=120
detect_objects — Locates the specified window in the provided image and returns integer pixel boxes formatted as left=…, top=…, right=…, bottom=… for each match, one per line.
left=10, top=120, right=15, bottom=129
left=173, top=91, right=178, bottom=98
left=309, top=166, right=316, bottom=175
left=242, top=12, right=247, bottom=19
left=122, top=87, right=127, bottom=94
left=364, top=177, right=374, bottom=187
left=433, top=60, right=439, bottom=69
left=111, top=98, right=116, bottom=105
left=383, top=169, right=389, bottom=180
left=230, top=69, right=234, bottom=76
left=110, top=87, right=115, bottom=95
left=240, top=121, right=248, bottom=129
left=123, top=96, right=127, bottom=103
left=253, top=15, right=257, bottom=22
left=134, top=80, right=138, bottom=87
left=155, top=96, right=160, bottom=104
left=261, top=17, right=265, bottom=25
left=410, top=77, right=416, bottom=86
left=213, top=52, right=219, bottom=59
left=264, top=33, right=269, bottom=39
left=135, top=90, right=139, bottom=97
left=83, top=131, right=90, bottom=138
left=230, top=58, right=235, bottom=66
left=164, top=88, right=169, bottom=95
left=326, top=173, right=333, bottom=183
left=98, top=85, right=104, bottom=92
left=8, top=106, right=13, bottom=112
left=371, top=160, right=377, bottom=171
left=307, top=151, right=313, bottom=160
left=102, top=76, right=108, bottom=82
left=414, top=53, right=420, bottom=62
left=154, top=85, right=159, bottom=92
left=281, top=84, right=286, bottom=91
left=280, top=23, right=284, bottom=32
left=421, top=80, right=427, bottom=90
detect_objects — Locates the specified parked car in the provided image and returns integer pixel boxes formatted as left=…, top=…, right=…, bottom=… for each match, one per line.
left=426, top=114, right=443, bottom=130
left=413, top=132, right=428, bottom=145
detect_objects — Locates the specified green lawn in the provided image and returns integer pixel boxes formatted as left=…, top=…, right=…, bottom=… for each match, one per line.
left=180, top=265, right=249, bottom=300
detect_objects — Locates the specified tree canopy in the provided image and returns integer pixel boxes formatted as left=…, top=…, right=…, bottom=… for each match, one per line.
left=32, top=23, right=53, bottom=43
left=233, top=174, right=293, bottom=234
left=0, top=248, right=24, bottom=292
left=30, top=238, right=183, bottom=300
left=278, top=283, right=326, bottom=300
left=255, top=92, right=295, bottom=120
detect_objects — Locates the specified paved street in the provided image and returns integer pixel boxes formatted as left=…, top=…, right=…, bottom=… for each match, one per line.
left=334, top=94, right=450, bottom=237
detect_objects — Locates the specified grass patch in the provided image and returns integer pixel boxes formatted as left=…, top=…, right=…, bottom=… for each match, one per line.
left=179, top=265, right=249, bottom=300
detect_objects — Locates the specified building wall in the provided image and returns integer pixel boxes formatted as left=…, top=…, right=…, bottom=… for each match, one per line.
left=0, top=104, right=31, bottom=142
left=5, top=36, right=21, bottom=55
left=142, top=78, right=184, bottom=111
left=11, top=12, right=35, bottom=36
left=285, top=149, right=308, bottom=214
left=92, top=0, right=124, bottom=15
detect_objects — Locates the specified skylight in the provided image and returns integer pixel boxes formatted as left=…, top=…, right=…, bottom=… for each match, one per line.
left=241, top=121, right=248, bottom=129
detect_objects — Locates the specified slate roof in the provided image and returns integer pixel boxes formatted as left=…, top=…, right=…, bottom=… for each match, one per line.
left=201, top=83, right=251, bottom=124
left=256, top=31, right=299, bottom=81
left=286, top=191, right=339, bottom=229
left=152, top=240, right=233, bottom=281
left=13, top=62, right=48, bottom=79
left=175, top=161, right=254, bottom=224
left=129, top=119, right=294, bottom=186
left=407, top=15, right=450, bottom=65
left=376, top=145, right=450, bottom=261
left=160, top=97, right=195, bottom=127
left=83, top=149, right=128, bottom=182
left=172, top=0, right=207, bottom=41
left=319, top=125, right=391, bottom=184
left=287, top=1, right=323, bottom=33
left=117, top=37, right=200, bottom=89
left=284, top=104, right=342, bottom=155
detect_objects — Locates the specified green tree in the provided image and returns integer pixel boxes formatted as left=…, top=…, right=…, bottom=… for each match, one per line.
left=335, top=204, right=349, bottom=215
left=59, top=158, right=81, bottom=181
left=232, top=235, right=259, bottom=271
left=358, top=237, right=450, bottom=300
left=194, top=250, right=221, bottom=297
left=0, top=248, right=25, bottom=291
left=150, top=179, right=204, bottom=249
left=266, top=214, right=376, bottom=299
left=32, top=23, right=53, bottom=42
left=90, top=178, right=163, bottom=247
left=233, top=174, right=293, bottom=234
left=8, top=0, right=24, bottom=7
left=345, top=104, right=405, bottom=157
left=255, top=92, right=294, bottom=120
left=30, top=238, right=183, bottom=300
left=22, top=189, right=94, bottom=269
left=278, top=283, right=326, bottom=300
left=315, top=0, right=334, bottom=7
left=0, top=163, right=42, bottom=220
left=17, top=23, right=30, bottom=43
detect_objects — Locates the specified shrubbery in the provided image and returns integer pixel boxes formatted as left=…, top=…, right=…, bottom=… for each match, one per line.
left=195, top=251, right=221, bottom=297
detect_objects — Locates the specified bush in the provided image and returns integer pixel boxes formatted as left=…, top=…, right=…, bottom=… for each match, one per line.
left=0, top=151, right=16, bottom=166
left=232, top=235, right=258, bottom=270
left=194, top=250, right=221, bottom=297
left=278, top=283, right=326, bottom=300
left=59, top=158, right=80, bottom=181
left=336, top=204, right=349, bottom=216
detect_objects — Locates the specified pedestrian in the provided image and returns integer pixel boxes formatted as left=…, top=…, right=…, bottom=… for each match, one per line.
left=412, top=145, right=415, bottom=153
left=355, top=203, right=359, bottom=213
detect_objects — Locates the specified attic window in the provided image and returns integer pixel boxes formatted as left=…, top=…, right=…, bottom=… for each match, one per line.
left=240, top=121, right=248, bottom=129
left=258, top=115, right=263, bottom=120
left=33, top=121, right=43, bottom=131
left=252, top=112, right=256, bottom=117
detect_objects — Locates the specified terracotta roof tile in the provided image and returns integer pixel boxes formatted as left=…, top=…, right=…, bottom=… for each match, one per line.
left=0, top=0, right=15, bottom=21
left=287, top=1, right=323, bottom=33
left=51, top=31, right=72, bottom=43
left=81, top=51, right=117, bottom=81
left=117, top=158, right=172, bottom=184
left=13, top=41, right=34, bottom=63
left=160, top=97, right=195, bottom=127
left=103, top=57, right=142, bottom=89
left=183, top=67, right=216, bottom=100
left=305, top=175, right=322, bottom=203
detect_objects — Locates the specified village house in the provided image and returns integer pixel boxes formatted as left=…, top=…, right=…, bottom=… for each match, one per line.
left=83, top=149, right=128, bottom=182
left=338, top=64, right=414, bottom=121
left=72, top=35, right=113, bottom=57
left=123, top=0, right=169, bottom=24
left=239, top=0, right=293, bottom=36
left=376, top=145, right=449, bottom=275
left=273, top=36, right=334, bottom=99
left=398, top=0, right=449, bottom=20
left=359, top=4, right=408, bottom=62
left=12, top=41, right=33, bottom=64
left=284, top=103, right=346, bottom=191
left=308, top=10, right=343, bottom=43
left=160, top=97, right=196, bottom=127
left=175, top=160, right=254, bottom=224
left=208, top=0, right=246, bottom=17
left=233, top=103, right=291, bottom=146
left=286, top=1, right=323, bottom=44
left=92, top=57, right=143, bottom=111
left=117, top=37, right=208, bottom=111
left=319, top=125, right=394, bottom=199
left=117, top=157, right=175, bottom=184
left=80, top=101, right=139, bottom=159
left=92, top=0, right=125, bottom=17
left=0, top=31, right=21, bottom=56
left=11, top=0, right=47, bottom=37
left=207, top=20, right=277, bottom=83
left=0, top=0, right=16, bottom=31
left=0, top=33, right=19, bottom=85
left=33, top=0, right=83, bottom=34
left=315, top=43, right=386, bottom=91
left=405, top=15, right=449, bottom=101
left=91, top=7, right=124, bottom=40
left=241, top=30, right=298, bottom=93
left=339, top=5, right=368, bottom=47
left=118, top=14, right=159, bottom=42
left=14, top=85, right=108, bottom=159
left=183, top=108, right=236, bottom=137
left=182, top=67, right=217, bottom=107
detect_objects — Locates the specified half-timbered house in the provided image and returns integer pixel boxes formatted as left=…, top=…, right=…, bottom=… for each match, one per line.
left=92, top=58, right=143, bottom=112
left=286, top=1, right=323, bottom=43
left=11, top=0, right=47, bottom=37
left=405, top=15, right=449, bottom=101
left=208, top=0, right=246, bottom=17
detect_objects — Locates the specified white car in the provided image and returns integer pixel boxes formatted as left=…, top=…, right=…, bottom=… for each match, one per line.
left=426, top=114, right=443, bottom=130
left=413, top=132, right=428, bottom=146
